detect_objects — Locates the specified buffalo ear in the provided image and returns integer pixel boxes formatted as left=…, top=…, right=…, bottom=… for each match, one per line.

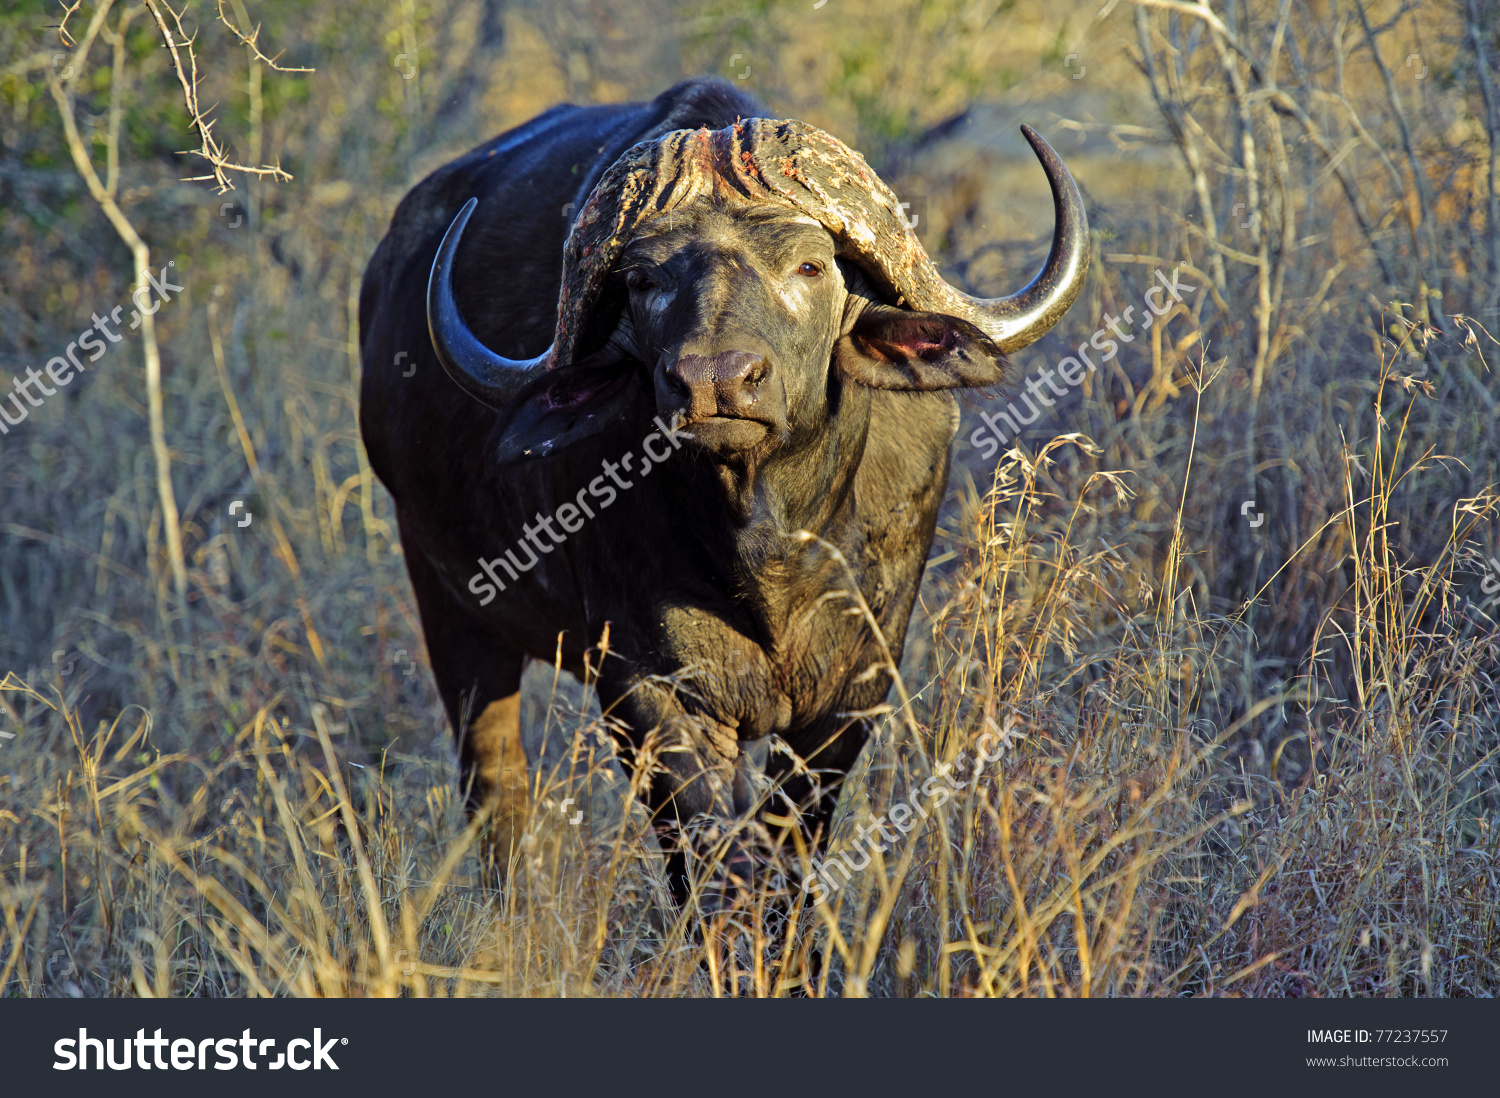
left=494, top=347, right=646, bottom=464
left=833, top=303, right=1012, bottom=391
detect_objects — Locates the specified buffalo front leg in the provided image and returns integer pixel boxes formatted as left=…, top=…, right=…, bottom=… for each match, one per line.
left=626, top=692, right=765, bottom=906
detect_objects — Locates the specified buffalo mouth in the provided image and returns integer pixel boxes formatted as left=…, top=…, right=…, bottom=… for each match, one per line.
left=669, top=412, right=775, bottom=454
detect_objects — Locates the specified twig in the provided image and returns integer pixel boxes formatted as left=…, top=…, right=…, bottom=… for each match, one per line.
left=46, top=7, right=189, bottom=622
left=1467, top=0, right=1500, bottom=324
left=215, top=0, right=312, bottom=72
left=1134, top=6, right=1227, bottom=291
left=1352, top=0, right=1447, bottom=332
left=141, top=0, right=295, bottom=193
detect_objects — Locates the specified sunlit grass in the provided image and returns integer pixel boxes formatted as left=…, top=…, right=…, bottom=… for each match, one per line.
left=1, top=0, right=1498, bottom=997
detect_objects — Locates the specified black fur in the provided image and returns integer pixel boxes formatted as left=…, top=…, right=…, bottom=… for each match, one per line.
left=359, top=78, right=1002, bottom=867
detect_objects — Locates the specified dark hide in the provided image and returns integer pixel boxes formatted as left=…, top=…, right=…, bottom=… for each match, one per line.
left=359, top=79, right=1014, bottom=889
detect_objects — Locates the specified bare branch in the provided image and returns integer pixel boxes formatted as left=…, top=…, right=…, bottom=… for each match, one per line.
left=216, top=0, right=312, bottom=72
left=141, top=0, right=299, bottom=193
left=1465, top=0, right=1500, bottom=323
left=52, top=0, right=115, bottom=87
left=45, top=19, right=189, bottom=617
left=52, top=1, right=84, bottom=47
left=1351, top=0, right=1447, bottom=332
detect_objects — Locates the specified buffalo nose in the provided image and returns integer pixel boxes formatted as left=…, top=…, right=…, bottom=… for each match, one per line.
left=667, top=351, right=768, bottom=419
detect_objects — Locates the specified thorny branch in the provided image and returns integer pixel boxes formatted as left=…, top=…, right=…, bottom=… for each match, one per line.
left=215, top=0, right=312, bottom=73
left=56, top=0, right=308, bottom=194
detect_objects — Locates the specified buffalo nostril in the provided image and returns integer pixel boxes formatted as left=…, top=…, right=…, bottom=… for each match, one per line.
left=666, top=353, right=720, bottom=417
left=662, top=366, right=691, bottom=400
left=717, top=352, right=767, bottom=392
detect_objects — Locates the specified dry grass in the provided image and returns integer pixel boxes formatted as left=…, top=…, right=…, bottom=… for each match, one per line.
left=2, top=353, right=1495, bottom=997
left=1, top=0, right=1498, bottom=997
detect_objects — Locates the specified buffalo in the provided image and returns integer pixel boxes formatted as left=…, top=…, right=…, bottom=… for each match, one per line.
left=358, top=77, right=1087, bottom=893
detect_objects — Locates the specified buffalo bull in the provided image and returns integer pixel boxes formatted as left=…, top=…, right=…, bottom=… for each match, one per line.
left=358, top=78, right=1087, bottom=889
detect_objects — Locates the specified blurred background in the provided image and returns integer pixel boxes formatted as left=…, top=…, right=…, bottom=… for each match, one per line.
left=0, top=0, right=1496, bottom=997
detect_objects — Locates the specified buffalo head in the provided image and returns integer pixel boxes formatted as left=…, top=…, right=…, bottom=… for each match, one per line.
left=425, top=118, right=1089, bottom=461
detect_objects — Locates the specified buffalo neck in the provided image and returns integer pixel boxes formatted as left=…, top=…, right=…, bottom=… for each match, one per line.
left=664, top=375, right=873, bottom=633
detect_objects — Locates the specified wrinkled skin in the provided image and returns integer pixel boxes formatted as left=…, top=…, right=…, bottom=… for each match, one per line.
left=359, top=79, right=1011, bottom=889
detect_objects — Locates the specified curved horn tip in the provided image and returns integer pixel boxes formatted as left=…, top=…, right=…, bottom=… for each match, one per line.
left=1018, top=124, right=1071, bottom=185
left=426, top=196, right=550, bottom=409
left=937, top=123, right=1089, bottom=355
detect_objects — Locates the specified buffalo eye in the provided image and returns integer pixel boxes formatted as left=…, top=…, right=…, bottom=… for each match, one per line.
left=626, top=270, right=658, bottom=293
left=796, top=262, right=822, bottom=278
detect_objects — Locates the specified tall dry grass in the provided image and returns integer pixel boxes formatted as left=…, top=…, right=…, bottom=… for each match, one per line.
left=1, top=0, right=1497, bottom=996
left=3, top=339, right=1495, bottom=997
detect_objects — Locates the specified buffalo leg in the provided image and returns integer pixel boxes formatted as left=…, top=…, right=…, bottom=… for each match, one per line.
left=400, top=529, right=529, bottom=877
left=775, top=717, right=873, bottom=850
left=460, top=693, right=530, bottom=873
left=609, top=687, right=742, bottom=907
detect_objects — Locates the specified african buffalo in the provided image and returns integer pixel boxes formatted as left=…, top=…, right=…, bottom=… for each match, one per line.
left=358, top=77, right=1087, bottom=890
